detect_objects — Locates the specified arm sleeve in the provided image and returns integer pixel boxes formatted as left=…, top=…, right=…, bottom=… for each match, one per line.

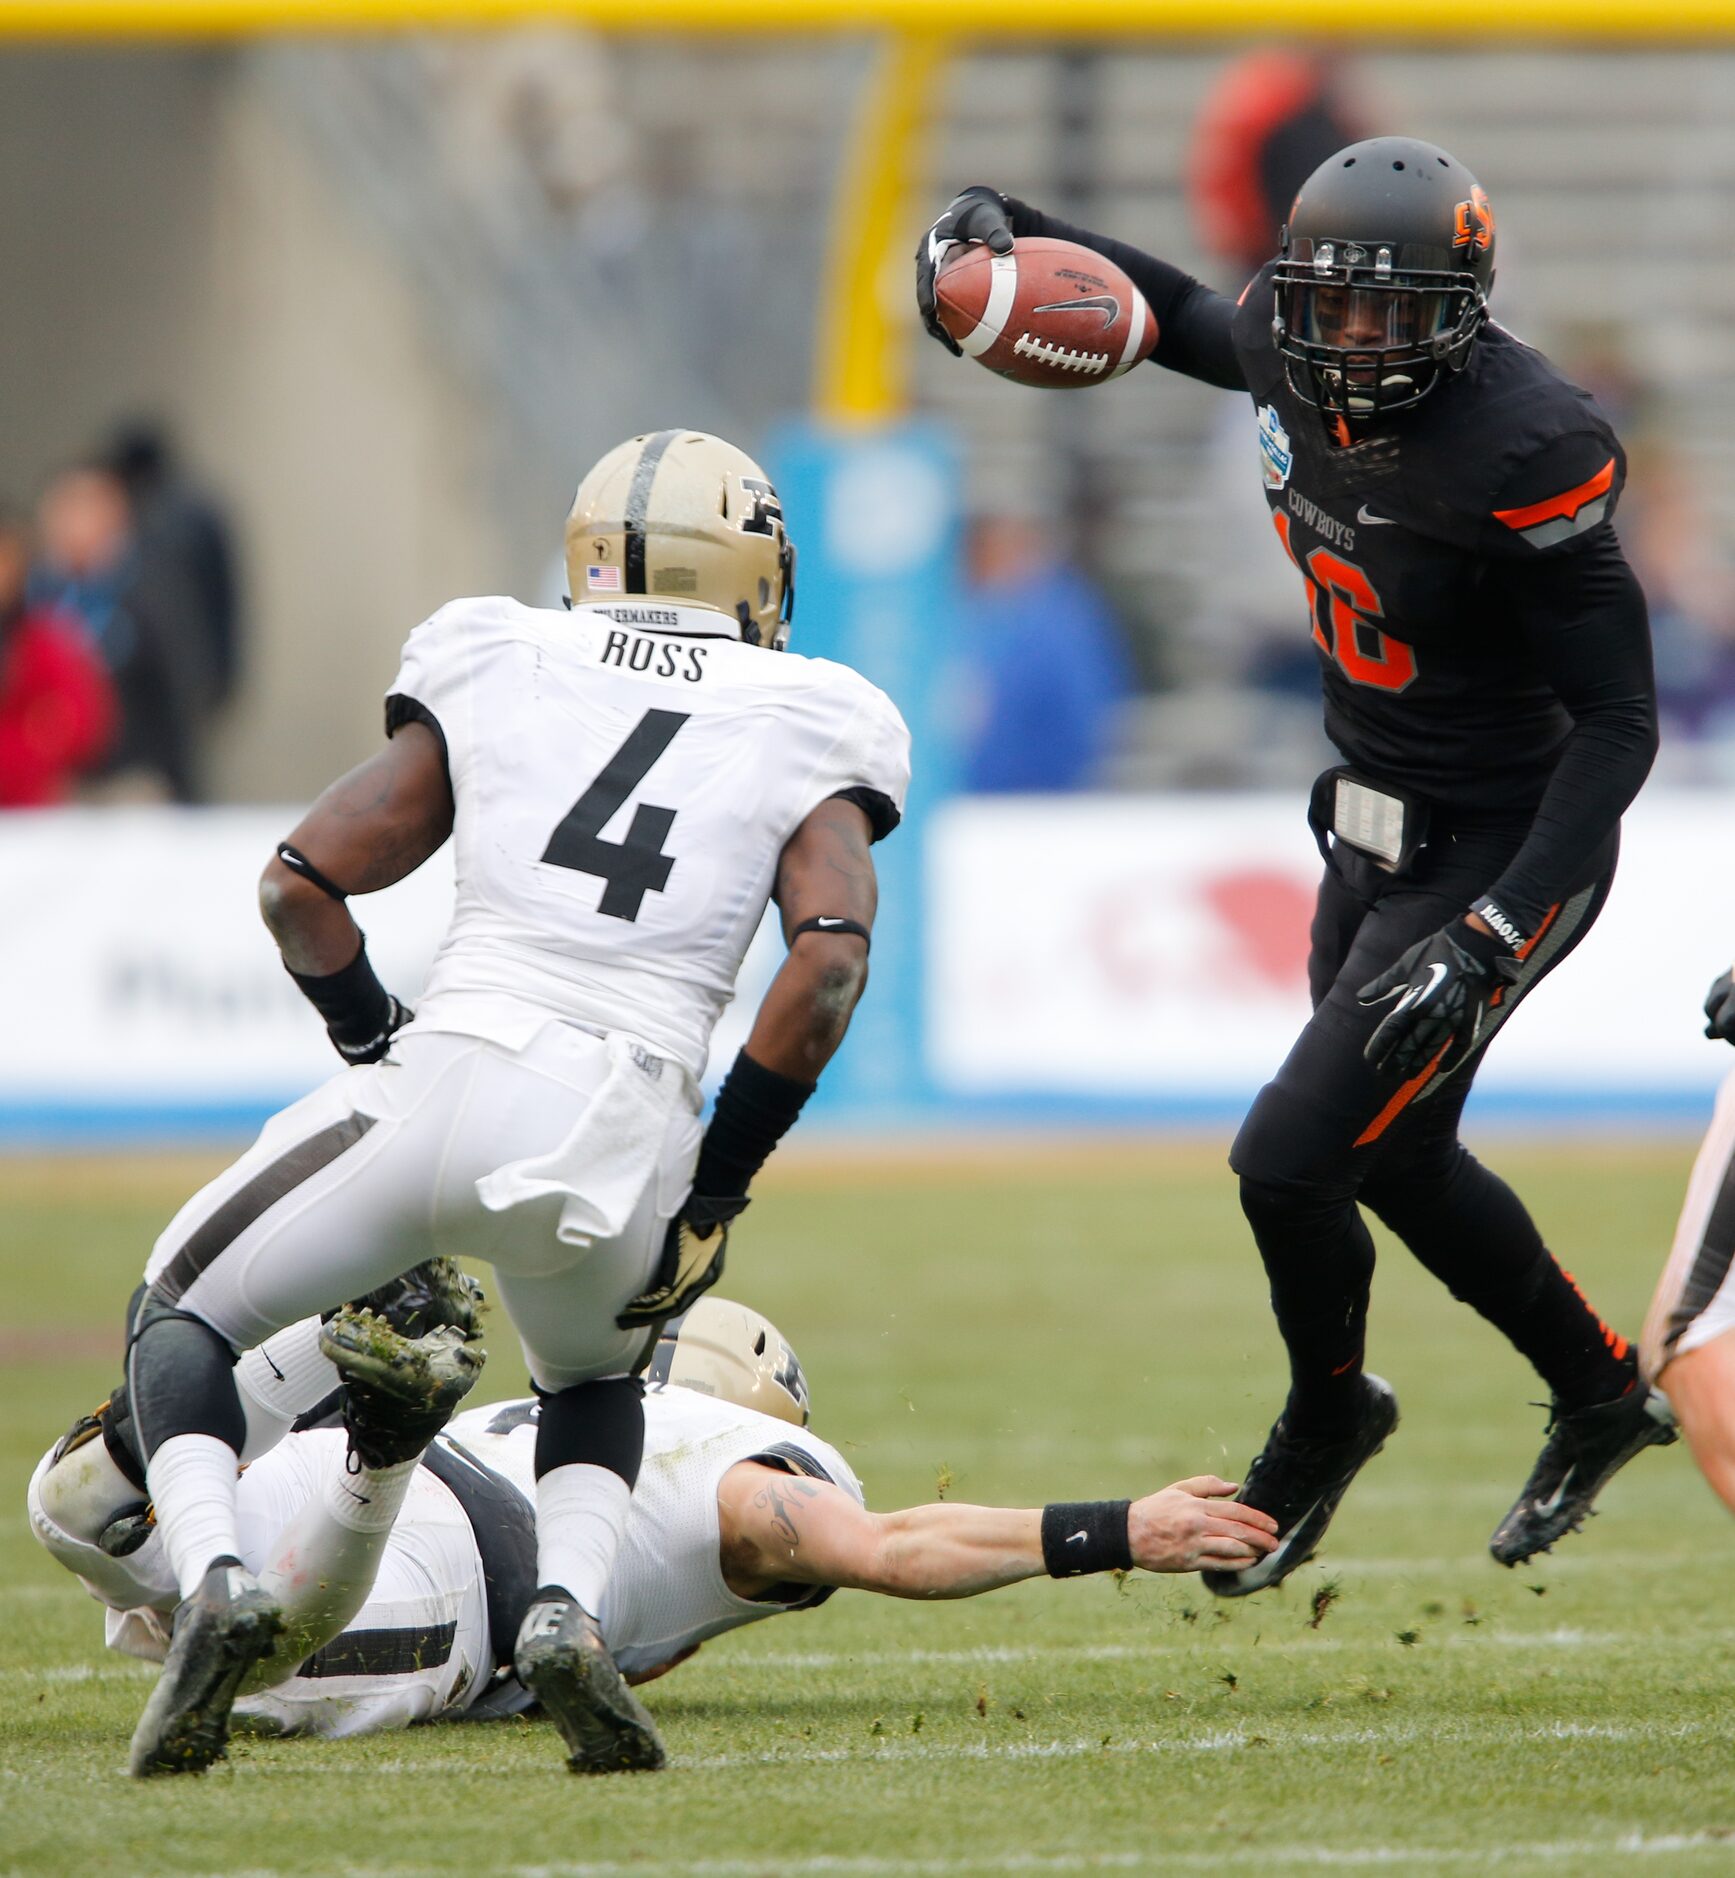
left=382, top=601, right=476, bottom=783
left=807, top=680, right=912, bottom=842
left=1000, top=194, right=1245, bottom=392
left=1480, top=532, right=1657, bottom=934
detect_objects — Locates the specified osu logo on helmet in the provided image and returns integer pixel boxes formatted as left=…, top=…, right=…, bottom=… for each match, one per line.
left=1453, top=185, right=1494, bottom=256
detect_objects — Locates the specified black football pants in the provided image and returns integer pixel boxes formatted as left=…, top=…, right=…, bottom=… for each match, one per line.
left=1228, top=820, right=1633, bottom=1438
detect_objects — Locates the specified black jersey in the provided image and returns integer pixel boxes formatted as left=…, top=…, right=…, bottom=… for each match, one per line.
left=1232, top=263, right=1624, bottom=815
left=995, top=195, right=1656, bottom=938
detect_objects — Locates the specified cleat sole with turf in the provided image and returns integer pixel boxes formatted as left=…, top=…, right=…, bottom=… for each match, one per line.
left=349, top=1257, right=485, bottom=1342
left=318, top=1308, right=485, bottom=1469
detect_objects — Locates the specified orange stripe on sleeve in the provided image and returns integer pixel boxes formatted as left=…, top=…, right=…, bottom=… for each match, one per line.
left=1493, top=458, right=1614, bottom=532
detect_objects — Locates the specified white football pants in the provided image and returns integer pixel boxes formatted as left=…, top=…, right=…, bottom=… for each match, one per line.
left=142, top=1023, right=700, bottom=1391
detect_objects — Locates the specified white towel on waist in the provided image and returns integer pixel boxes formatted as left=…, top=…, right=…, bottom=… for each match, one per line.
left=475, top=1032, right=689, bottom=1247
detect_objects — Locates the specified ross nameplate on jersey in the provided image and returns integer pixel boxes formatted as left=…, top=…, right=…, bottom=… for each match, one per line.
left=1323, top=769, right=1430, bottom=874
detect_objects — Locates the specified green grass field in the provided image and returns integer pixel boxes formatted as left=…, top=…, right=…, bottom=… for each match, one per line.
left=3, top=1138, right=1733, bottom=1876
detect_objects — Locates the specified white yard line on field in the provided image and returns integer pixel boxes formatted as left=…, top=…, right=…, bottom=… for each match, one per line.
left=735, top=1625, right=1730, bottom=1671
left=507, top=1834, right=1734, bottom=1876
left=86, top=1841, right=1733, bottom=1878
left=23, top=1619, right=1719, bottom=1691
left=680, top=1714, right=1714, bottom=1772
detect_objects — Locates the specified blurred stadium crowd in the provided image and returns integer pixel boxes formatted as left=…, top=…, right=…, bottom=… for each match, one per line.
left=1, top=426, right=240, bottom=809
left=4, top=38, right=1735, bottom=810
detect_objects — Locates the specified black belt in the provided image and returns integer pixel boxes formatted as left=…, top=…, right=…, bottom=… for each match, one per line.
left=420, top=1438, right=539, bottom=1672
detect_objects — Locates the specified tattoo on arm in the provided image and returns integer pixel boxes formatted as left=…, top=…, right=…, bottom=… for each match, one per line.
left=753, top=1474, right=822, bottom=1550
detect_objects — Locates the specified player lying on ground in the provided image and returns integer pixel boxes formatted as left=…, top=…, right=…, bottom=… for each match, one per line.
left=31, top=1297, right=1277, bottom=1741
left=916, top=136, right=1674, bottom=1596
left=30, top=1267, right=490, bottom=1730
left=108, top=430, right=910, bottom=1777
left=1640, top=969, right=1735, bottom=1516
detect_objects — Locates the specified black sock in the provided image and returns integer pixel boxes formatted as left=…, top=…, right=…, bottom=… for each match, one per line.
left=1364, top=1148, right=1634, bottom=1408
left=1239, top=1174, right=1376, bottom=1438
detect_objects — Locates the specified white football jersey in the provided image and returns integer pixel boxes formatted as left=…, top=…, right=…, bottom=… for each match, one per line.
left=442, top=1385, right=863, bottom=1681
left=388, top=596, right=910, bottom=1080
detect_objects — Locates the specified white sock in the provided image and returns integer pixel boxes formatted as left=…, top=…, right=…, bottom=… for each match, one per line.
left=235, top=1318, right=341, bottom=1463
left=248, top=1453, right=421, bottom=1689
left=536, top=1463, right=632, bottom=1617
left=321, top=1455, right=419, bottom=1536
left=145, top=1434, right=243, bottom=1601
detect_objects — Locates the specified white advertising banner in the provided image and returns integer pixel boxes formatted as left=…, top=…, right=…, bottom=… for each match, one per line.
left=0, top=807, right=775, bottom=1136
left=928, top=792, right=1735, bottom=1114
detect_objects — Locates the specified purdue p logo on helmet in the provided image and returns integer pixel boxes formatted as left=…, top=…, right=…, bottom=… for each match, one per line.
left=565, top=430, right=797, bottom=650
left=647, top=1296, right=811, bottom=1427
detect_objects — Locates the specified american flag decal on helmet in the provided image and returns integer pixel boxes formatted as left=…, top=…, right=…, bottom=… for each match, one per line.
left=587, top=564, right=623, bottom=591
left=1492, top=457, right=1615, bottom=549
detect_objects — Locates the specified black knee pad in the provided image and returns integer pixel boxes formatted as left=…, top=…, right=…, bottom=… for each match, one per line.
left=534, top=1375, right=646, bottom=1488
left=125, top=1288, right=244, bottom=1460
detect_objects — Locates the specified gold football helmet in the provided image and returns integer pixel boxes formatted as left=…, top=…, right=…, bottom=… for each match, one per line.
left=647, top=1296, right=810, bottom=1427
left=564, top=430, right=796, bottom=649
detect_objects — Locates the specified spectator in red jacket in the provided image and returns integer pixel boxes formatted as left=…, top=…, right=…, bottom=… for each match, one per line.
left=0, top=508, right=117, bottom=808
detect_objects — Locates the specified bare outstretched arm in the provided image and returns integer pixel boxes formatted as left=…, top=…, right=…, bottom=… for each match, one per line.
left=716, top=1464, right=1278, bottom=1603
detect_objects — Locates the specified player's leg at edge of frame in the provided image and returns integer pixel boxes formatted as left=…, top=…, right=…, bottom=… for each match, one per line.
left=1652, top=1329, right=1735, bottom=1516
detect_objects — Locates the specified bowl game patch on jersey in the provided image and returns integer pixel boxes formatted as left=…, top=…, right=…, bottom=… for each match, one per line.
left=1259, top=403, right=1292, bottom=490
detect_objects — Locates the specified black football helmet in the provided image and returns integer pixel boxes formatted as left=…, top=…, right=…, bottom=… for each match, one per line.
left=1273, top=137, right=1495, bottom=422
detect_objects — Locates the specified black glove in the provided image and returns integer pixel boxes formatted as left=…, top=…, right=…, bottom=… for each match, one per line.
left=616, top=1195, right=749, bottom=1330
left=330, top=994, right=413, bottom=1067
left=1358, top=919, right=1523, bottom=1081
left=915, top=186, right=1014, bottom=356
left=1705, top=969, right=1735, bottom=1043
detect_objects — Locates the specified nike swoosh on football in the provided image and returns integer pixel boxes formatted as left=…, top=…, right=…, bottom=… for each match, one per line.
left=1032, top=295, right=1120, bottom=330
left=1357, top=505, right=1398, bottom=526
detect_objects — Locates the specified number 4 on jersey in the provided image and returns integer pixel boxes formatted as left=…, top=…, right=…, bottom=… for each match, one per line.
left=541, top=710, right=690, bottom=921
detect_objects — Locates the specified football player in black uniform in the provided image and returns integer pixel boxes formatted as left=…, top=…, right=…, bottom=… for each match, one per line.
left=916, top=137, right=1676, bottom=1593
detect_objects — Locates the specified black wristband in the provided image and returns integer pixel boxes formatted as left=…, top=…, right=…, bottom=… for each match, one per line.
left=790, top=915, right=871, bottom=951
left=1041, top=1500, right=1133, bottom=1577
left=692, top=1050, right=815, bottom=1204
left=1467, top=897, right=1528, bottom=958
left=288, top=938, right=393, bottom=1051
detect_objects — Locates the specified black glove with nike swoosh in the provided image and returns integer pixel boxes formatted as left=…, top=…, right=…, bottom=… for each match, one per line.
left=916, top=186, right=1015, bottom=356
left=1358, top=917, right=1523, bottom=1081
left=1705, top=968, right=1735, bottom=1044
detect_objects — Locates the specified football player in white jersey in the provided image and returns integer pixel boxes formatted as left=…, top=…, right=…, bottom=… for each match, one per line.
left=30, top=1299, right=1278, bottom=1744
left=111, top=431, right=910, bottom=1778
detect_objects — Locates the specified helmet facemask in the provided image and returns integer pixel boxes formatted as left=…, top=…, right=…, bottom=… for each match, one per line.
left=1274, top=243, right=1487, bottom=422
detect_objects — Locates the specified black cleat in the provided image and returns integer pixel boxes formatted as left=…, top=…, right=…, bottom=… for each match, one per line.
left=319, top=1308, right=486, bottom=1470
left=128, top=1559, right=283, bottom=1777
left=1489, top=1382, right=1677, bottom=1567
left=349, top=1257, right=485, bottom=1342
left=1203, top=1374, right=1399, bottom=1598
left=514, top=1592, right=666, bottom=1773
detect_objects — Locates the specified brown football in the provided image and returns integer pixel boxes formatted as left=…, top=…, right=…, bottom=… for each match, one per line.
left=933, top=236, right=1157, bottom=389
